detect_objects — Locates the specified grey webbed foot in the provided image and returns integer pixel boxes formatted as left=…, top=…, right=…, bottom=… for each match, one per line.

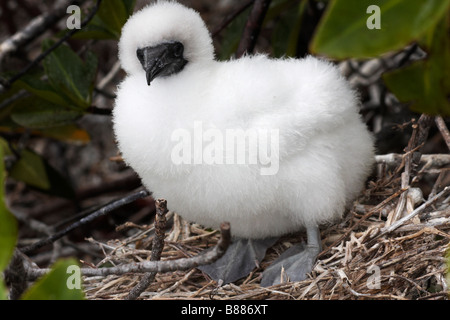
left=198, top=237, right=278, bottom=284
left=261, top=226, right=321, bottom=287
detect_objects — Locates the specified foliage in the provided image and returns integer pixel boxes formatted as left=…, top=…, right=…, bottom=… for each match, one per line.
left=0, top=0, right=448, bottom=300
left=0, top=145, right=17, bottom=300
left=0, top=0, right=135, bottom=300
left=310, top=0, right=450, bottom=116
left=21, top=259, right=84, bottom=300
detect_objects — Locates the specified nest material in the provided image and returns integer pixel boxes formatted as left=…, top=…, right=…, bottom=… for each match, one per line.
left=83, top=159, right=450, bottom=300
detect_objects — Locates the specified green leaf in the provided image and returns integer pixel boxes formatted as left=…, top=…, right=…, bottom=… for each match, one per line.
left=11, top=96, right=83, bottom=129
left=9, top=149, right=50, bottom=190
left=42, top=40, right=98, bottom=108
left=0, top=145, right=18, bottom=273
left=8, top=148, right=75, bottom=198
left=15, top=75, right=68, bottom=107
left=269, top=0, right=306, bottom=57
left=383, top=14, right=450, bottom=116
left=0, top=277, right=7, bottom=300
left=75, top=0, right=136, bottom=40
left=21, top=259, right=84, bottom=300
left=38, top=125, right=91, bottom=144
left=218, top=6, right=252, bottom=60
left=311, top=0, right=450, bottom=59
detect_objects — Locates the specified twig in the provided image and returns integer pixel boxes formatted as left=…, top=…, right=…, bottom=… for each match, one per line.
left=25, top=222, right=231, bottom=280
left=4, top=250, right=29, bottom=300
left=387, top=115, right=433, bottom=225
left=235, top=0, right=272, bottom=58
left=375, top=154, right=450, bottom=168
left=127, top=199, right=168, bottom=300
left=211, top=0, right=255, bottom=38
left=0, top=0, right=102, bottom=94
left=20, top=189, right=151, bottom=254
left=0, top=0, right=86, bottom=65
left=371, top=186, right=450, bottom=242
left=435, top=116, right=450, bottom=151
left=317, top=187, right=407, bottom=258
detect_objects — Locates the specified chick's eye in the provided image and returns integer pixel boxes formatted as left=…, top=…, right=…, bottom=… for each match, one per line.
left=173, top=43, right=183, bottom=57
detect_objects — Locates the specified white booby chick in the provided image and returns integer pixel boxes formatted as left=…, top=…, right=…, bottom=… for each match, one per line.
left=113, top=1, right=375, bottom=285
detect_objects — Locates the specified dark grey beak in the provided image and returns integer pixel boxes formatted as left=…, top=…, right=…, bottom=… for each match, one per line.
left=136, top=42, right=188, bottom=86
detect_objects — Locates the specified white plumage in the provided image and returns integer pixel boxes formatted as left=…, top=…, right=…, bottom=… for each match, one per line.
left=113, top=1, right=375, bottom=241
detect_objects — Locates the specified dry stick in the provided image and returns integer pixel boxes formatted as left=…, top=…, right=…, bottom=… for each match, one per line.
left=369, top=186, right=450, bottom=244
left=127, top=199, right=168, bottom=300
left=26, top=222, right=231, bottom=280
left=0, top=0, right=102, bottom=94
left=435, top=116, right=450, bottom=151
left=388, top=115, right=433, bottom=225
left=235, top=0, right=272, bottom=58
left=0, top=0, right=86, bottom=64
left=20, top=189, right=151, bottom=254
left=317, top=188, right=407, bottom=259
left=375, top=154, right=450, bottom=167
left=211, top=0, right=255, bottom=38
left=4, top=250, right=28, bottom=300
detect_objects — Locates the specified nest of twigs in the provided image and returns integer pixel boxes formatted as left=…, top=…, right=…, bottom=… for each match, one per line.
left=83, top=135, right=450, bottom=300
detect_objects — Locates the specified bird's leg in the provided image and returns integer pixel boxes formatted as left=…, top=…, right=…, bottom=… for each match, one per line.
left=260, top=225, right=321, bottom=287
left=198, top=237, right=278, bottom=284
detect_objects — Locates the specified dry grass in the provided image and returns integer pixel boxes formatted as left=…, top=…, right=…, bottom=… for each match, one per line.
left=82, top=157, right=449, bottom=300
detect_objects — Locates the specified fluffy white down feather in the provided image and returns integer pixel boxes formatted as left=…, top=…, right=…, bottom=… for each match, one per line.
left=113, top=1, right=375, bottom=239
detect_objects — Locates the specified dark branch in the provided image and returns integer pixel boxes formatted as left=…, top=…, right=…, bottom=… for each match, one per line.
left=20, top=189, right=151, bottom=254
left=0, top=0, right=102, bottom=94
left=236, top=0, right=272, bottom=58
left=26, top=222, right=231, bottom=280
left=211, top=0, right=255, bottom=38
left=126, top=199, right=168, bottom=300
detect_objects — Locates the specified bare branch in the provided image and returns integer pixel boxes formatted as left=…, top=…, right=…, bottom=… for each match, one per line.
left=20, top=189, right=151, bottom=254
left=0, top=0, right=102, bottom=94
left=370, top=186, right=450, bottom=242
left=236, top=0, right=272, bottom=58
left=0, top=0, right=86, bottom=66
left=25, top=222, right=231, bottom=280
left=375, top=154, right=450, bottom=168
left=435, top=116, right=450, bottom=151
left=126, top=199, right=168, bottom=300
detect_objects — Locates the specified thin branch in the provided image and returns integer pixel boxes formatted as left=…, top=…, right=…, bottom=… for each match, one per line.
left=370, top=186, right=450, bottom=243
left=0, top=0, right=102, bottom=94
left=236, top=0, right=272, bottom=58
left=375, top=153, right=450, bottom=167
left=127, top=199, right=168, bottom=300
left=0, top=0, right=86, bottom=65
left=86, top=106, right=112, bottom=115
left=26, top=222, right=231, bottom=280
left=386, top=115, right=433, bottom=225
left=435, top=116, right=450, bottom=151
left=4, top=250, right=28, bottom=300
left=20, top=189, right=151, bottom=254
left=211, top=0, right=255, bottom=38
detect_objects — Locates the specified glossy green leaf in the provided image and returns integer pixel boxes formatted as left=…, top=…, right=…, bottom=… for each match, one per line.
left=383, top=14, right=450, bottom=116
left=38, top=125, right=91, bottom=144
left=218, top=6, right=252, bottom=60
left=270, top=0, right=306, bottom=57
left=75, top=0, right=136, bottom=40
left=9, top=149, right=50, bottom=190
left=311, top=0, right=450, bottom=59
left=21, top=259, right=84, bottom=300
left=8, top=148, right=75, bottom=198
left=42, top=41, right=98, bottom=108
left=0, top=277, right=7, bottom=300
left=15, top=76, right=68, bottom=107
left=11, top=96, right=83, bottom=129
left=0, top=145, right=18, bottom=273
